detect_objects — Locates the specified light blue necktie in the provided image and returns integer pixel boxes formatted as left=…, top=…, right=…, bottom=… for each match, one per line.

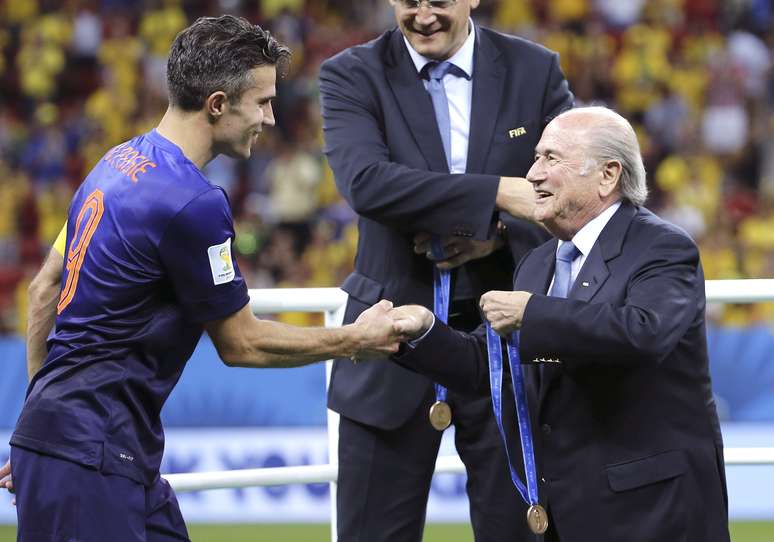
left=549, top=241, right=581, bottom=299
left=424, top=61, right=459, bottom=169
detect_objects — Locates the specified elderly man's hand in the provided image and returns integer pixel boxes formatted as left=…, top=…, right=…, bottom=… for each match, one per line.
left=389, top=305, right=434, bottom=339
left=480, top=290, right=532, bottom=336
left=349, top=302, right=436, bottom=362
left=413, top=233, right=503, bottom=270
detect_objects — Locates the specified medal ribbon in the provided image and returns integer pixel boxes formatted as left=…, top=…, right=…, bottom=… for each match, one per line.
left=431, top=238, right=450, bottom=405
left=486, top=326, right=539, bottom=507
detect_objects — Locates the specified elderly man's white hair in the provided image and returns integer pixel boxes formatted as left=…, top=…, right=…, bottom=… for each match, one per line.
left=555, top=106, right=648, bottom=206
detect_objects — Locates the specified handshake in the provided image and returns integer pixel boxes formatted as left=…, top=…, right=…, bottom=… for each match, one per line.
left=347, top=290, right=533, bottom=362
left=345, top=300, right=431, bottom=362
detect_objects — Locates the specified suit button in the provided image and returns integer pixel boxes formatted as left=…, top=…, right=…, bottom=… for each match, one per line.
left=541, top=423, right=552, bottom=436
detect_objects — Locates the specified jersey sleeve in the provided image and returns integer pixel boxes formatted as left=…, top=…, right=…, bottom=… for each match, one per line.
left=158, top=188, right=250, bottom=323
left=53, top=222, right=68, bottom=255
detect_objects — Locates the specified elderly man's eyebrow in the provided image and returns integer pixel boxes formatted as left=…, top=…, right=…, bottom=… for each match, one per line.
left=534, top=146, right=563, bottom=157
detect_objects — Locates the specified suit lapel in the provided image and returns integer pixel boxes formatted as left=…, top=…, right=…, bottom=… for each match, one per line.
left=514, top=239, right=556, bottom=295
left=538, top=203, right=637, bottom=403
left=466, top=27, right=505, bottom=174
left=568, top=202, right=636, bottom=302
left=568, top=243, right=609, bottom=302
left=513, top=241, right=556, bottom=401
left=384, top=30, right=449, bottom=173
left=526, top=243, right=558, bottom=406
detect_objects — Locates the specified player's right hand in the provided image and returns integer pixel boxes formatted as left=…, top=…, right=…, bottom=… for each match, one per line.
left=351, top=299, right=402, bottom=360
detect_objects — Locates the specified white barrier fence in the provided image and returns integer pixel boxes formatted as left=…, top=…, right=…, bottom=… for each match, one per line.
left=165, top=447, right=774, bottom=493
left=164, top=279, right=774, bottom=537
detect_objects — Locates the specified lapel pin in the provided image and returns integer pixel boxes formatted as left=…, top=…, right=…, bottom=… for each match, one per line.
left=508, top=127, right=526, bottom=138
left=581, top=281, right=589, bottom=287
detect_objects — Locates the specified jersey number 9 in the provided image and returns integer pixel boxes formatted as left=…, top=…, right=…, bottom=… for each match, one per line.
left=57, top=189, right=105, bottom=314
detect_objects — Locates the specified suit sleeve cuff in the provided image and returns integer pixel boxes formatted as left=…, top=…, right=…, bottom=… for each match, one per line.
left=406, top=314, right=436, bottom=348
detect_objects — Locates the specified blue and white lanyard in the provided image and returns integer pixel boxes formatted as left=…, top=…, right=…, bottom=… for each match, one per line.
left=486, top=326, right=540, bottom=507
left=431, top=238, right=450, bottom=406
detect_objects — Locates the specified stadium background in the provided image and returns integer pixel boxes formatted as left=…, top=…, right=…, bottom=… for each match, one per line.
left=1, top=0, right=773, bottom=540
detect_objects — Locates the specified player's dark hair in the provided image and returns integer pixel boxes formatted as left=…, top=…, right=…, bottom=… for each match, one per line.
left=166, top=15, right=291, bottom=111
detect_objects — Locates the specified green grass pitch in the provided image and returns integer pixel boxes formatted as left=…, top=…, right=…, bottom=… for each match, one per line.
left=0, top=522, right=772, bottom=540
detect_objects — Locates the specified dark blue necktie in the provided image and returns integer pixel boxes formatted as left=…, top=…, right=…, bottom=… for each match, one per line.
left=424, top=61, right=458, bottom=170
left=549, top=241, right=580, bottom=299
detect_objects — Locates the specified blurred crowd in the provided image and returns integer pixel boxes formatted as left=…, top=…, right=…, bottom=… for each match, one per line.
left=1, top=0, right=773, bottom=334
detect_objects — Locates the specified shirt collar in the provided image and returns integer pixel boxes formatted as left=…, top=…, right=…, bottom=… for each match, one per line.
left=561, top=200, right=622, bottom=258
left=402, top=18, right=475, bottom=79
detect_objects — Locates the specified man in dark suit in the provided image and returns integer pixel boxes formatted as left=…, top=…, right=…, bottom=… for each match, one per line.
left=389, top=106, right=730, bottom=542
left=318, top=0, right=572, bottom=539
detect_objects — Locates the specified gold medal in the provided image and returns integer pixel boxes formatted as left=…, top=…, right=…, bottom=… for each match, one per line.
left=428, top=400, right=452, bottom=431
left=526, top=504, right=548, bottom=535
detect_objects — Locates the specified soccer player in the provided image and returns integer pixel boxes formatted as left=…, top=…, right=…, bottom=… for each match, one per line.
left=0, top=15, right=403, bottom=540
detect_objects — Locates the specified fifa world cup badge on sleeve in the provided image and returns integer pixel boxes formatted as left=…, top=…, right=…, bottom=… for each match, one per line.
left=208, top=238, right=235, bottom=285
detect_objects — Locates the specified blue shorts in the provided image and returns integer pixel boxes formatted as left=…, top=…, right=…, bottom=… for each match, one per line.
left=10, top=446, right=189, bottom=542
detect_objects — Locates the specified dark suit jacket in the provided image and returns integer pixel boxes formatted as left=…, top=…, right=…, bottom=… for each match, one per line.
left=398, top=203, right=730, bottom=542
left=319, top=26, right=573, bottom=429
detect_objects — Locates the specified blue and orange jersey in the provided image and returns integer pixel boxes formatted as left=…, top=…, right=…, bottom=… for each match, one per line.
left=12, top=130, right=250, bottom=485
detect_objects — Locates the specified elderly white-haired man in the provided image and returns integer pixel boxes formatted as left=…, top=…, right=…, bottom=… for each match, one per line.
left=389, top=107, right=730, bottom=542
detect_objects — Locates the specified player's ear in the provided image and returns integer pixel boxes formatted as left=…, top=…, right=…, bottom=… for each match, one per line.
left=205, top=91, right=228, bottom=121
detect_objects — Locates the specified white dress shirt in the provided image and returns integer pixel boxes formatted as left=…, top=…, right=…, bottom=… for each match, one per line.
left=550, top=201, right=622, bottom=292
